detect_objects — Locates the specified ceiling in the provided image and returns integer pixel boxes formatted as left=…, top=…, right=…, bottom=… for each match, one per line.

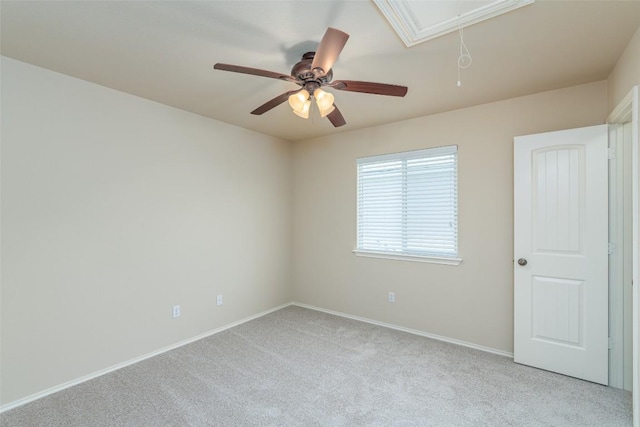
left=1, top=1, right=639, bottom=142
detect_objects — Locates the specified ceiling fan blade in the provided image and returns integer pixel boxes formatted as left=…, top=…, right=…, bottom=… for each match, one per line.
left=311, top=28, right=349, bottom=76
left=326, top=104, right=346, bottom=127
left=251, top=90, right=300, bottom=115
left=330, top=80, right=408, bottom=97
left=214, top=63, right=298, bottom=83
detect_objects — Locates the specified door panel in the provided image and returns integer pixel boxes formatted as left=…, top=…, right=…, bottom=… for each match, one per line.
left=514, top=125, right=608, bottom=385
left=531, top=276, right=582, bottom=347
left=534, top=146, right=583, bottom=253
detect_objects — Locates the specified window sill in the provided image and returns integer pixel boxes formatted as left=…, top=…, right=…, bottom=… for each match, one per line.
left=352, top=250, right=462, bottom=265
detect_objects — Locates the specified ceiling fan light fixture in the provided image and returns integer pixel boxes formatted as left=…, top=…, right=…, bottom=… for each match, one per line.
left=319, top=104, right=335, bottom=118
left=314, top=88, right=334, bottom=111
left=288, top=89, right=310, bottom=111
left=292, top=99, right=311, bottom=119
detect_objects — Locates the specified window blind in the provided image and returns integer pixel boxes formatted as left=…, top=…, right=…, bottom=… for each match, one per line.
left=356, top=145, right=458, bottom=258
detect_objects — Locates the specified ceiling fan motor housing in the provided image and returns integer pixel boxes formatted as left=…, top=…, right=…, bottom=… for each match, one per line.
left=291, top=52, right=333, bottom=91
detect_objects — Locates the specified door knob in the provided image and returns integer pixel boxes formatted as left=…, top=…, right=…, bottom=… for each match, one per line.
left=517, top=258, right=527, bottom=266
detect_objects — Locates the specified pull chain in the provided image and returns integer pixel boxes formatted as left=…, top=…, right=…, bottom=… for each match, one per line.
left=457, top=17, right=472, bottom=87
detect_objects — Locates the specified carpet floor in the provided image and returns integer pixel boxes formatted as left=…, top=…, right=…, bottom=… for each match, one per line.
left=0, top=305, right=632, bottom=426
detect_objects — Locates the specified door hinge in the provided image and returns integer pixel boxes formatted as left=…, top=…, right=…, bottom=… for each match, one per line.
left=608, top=242, right=616, bottom=255
left=608, top=147, right=616, bottom=160
left=608, top=337, right=614, bottom=349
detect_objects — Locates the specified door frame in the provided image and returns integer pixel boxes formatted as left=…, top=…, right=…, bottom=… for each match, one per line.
left=607, top=85, right=639, bottom=427
left=609, top=118, right=633, bottom=389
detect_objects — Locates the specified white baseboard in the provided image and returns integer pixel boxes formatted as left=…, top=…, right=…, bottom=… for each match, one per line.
left=292, top=302, right=514, bottom=358
left=0, top=302, right=291, bottom=414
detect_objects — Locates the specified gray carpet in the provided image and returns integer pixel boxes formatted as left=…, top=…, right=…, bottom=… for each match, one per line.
left=1, top=305, right=632, bottom=426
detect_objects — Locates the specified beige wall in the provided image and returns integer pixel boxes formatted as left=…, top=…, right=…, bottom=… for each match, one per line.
left=291, top=81, right=608, bottom=354
left=0, top=57, right=292, bottom=405
left=608, top=26, right=640, bottom=112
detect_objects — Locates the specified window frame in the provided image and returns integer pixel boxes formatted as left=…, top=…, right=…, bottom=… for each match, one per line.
left=353, top=146, right=462, bottom=265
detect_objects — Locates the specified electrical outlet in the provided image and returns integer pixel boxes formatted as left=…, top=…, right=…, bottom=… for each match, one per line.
left=216, top=294, right=223, bottom=306
left=388, top=292, right=395, bottom=303
left=172, top=305, right=181, bottom=318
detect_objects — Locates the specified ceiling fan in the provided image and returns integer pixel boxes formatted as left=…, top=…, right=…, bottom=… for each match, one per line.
left=213, top=28, right=408, bottom=127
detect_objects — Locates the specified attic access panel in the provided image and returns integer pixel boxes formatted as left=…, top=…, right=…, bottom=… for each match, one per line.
left=374, top=0, right=534, bottom=47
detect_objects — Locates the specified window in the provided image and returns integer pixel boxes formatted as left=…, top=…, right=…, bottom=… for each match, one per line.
left=355, top=145, right=460, bottom=264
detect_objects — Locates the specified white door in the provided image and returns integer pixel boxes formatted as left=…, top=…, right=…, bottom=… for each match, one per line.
left=514, top=124, right=609, bottom=385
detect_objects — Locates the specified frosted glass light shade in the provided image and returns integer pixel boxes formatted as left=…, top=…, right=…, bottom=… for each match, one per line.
left=288, top=90, right=310, bottom=111
left=318, top=104, right=335, bottom=118
left=293, top=100, right=311, bottom=119
left=314, top=88, right=335, bottom=117
left=314, top=89, right=334, bottom=110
